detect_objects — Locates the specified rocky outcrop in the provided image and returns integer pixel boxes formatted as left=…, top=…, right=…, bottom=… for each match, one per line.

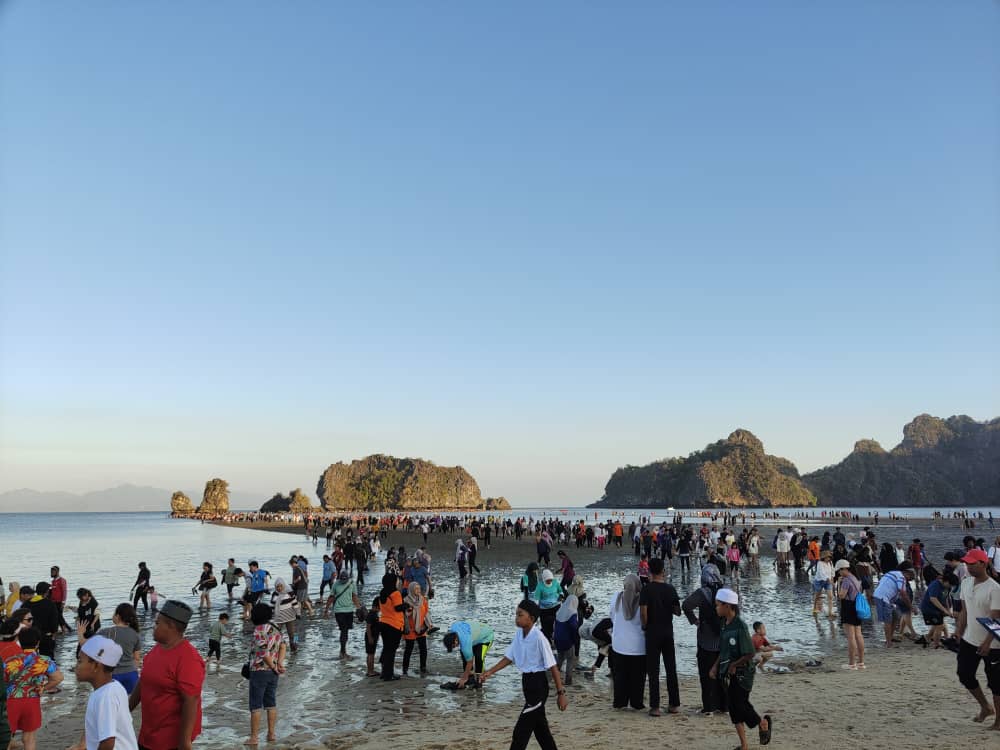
left=196, top=478, right=230, bottom=515
left=316, top=455, right=497, bottom=511
left=485, top=496, right=512, bottom=511
left=170, top=491, right=195, bottom=515
left=803, top=414, right=1000, bottom=506
left=591, top=430, right=817, bottom=508
left=260, top=488, right=315, bottom=513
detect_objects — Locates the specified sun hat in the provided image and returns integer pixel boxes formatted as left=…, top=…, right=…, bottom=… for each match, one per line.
left=834, top=559, right=851, bottom=571
left=716, top=588, right=739, bottom=605
left=821, top=550, right=832, bottom=559
left=961, top=548, right=988, bottom=565
left=81, top=635, right=123, bottom=667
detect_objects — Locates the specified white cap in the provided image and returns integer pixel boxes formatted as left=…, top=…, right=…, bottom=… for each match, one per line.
left=716, top=588, right=739, bottom=605
left=81, top=635, right=123, bottom=667
left=541, top=569, right=554, bottom=582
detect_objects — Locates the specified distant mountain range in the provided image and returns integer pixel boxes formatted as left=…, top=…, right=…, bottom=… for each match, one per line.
left=0, top=484, right=264, bottom=513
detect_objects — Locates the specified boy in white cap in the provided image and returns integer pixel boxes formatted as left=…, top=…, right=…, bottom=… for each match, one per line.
left=69, top=634, right=138, bottom=750
left=709, top=588, right=772, bottom=750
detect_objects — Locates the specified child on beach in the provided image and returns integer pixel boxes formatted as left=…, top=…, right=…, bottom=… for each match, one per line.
left=637, top=554, right=650, bottom=586
left=148, top=586, right=159, bottom=613
left=751, top=621, right=783, bottom=671
left=812, top=550, right=836, bottom=619
left=207, top=613, right=231, bottom=663
left=3, top=627, right=64, bottom=750
left=480, top=600, right=568, bottom=750
left=709, top=589, right=772, bottom=750
left=67, top=635, right=138, bottom=750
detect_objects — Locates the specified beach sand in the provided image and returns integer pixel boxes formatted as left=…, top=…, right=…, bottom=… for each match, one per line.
left=30, top=517, right=998, bottom=749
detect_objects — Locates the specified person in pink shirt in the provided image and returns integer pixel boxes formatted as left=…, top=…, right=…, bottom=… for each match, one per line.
left=49, top=566, right=70, bottom=634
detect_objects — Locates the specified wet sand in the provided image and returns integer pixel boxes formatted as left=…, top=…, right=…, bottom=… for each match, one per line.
left=31, top=517, right=998, bottom=749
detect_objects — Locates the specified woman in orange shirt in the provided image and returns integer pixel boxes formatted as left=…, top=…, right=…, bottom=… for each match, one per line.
left=378, top=574, right=406, bottom=681
left=402, top=582, right=431, bottom=676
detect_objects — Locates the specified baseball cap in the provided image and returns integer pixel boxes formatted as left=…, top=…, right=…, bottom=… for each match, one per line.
left=834, top=559, right=851, bottom=571
left=716, top=588, right=739, bottom=605
left=961, top=548, right=988, bottom=565
left=81, top=635, right=123, bottom=667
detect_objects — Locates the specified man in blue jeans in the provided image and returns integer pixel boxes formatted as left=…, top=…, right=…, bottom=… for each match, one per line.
left=873, top=561, right=914, bottom=647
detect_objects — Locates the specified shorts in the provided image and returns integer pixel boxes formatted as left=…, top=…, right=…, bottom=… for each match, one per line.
left=112, top=670, right=139, bottom=695
left=922, top=612, right=944, bottom=626
left=875, top=598, right=897, bottom=625
left=840, top=598, right=861, bottom=627
left=5, top=697, right=42, bottom=733
left=244, top=589, right=264, bottom=605
left=812, top=580, right=831, bottom=593
left=365, top=632, right=379, bottom=655
left=248, top=668, right=279, bottom=711
left=208, top=638, right=222, bottom=660
left=956, top=639, right=1000, bottom=696
left=295, top=588, right=309, bottom=603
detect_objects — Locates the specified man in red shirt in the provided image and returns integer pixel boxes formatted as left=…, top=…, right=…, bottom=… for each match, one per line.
left=129, top=600, right=205, bottom=750
left=49, top=566, right=70, bottom=634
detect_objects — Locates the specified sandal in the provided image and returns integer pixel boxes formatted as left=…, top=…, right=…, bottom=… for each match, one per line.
left=759, top=714, right=773, bottom=745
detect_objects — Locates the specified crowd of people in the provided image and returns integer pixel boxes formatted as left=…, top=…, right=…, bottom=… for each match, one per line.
left=1, top=516, right=999, bottom=750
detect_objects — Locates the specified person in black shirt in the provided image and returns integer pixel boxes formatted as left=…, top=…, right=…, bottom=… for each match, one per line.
left=28, top=582, right=60, bottom=658
left=131, top=562, right=151, bottom=612
left=639, top=557, right=681, bottom=715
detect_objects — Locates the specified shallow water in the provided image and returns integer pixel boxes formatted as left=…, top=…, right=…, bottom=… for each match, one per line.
left=0, top=512, right=990, bottom=747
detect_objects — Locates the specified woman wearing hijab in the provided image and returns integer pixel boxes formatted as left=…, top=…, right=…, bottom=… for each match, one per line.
left=378, top=573, right=407, bottom=680
left=610, top=574, right=646, bottom=709
left=553, top=594, right=579, bottom=686
left=681, top=563, right=726, bottom=714
left=556, top=550, right=575, bottom=593
left=520, top=563, right=540, bottom=602
left=269, top=578, right=300, bottom=652
left=402, top=581, right=431, bottom=676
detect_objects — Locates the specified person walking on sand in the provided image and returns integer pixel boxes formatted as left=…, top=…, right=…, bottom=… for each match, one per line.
left=66, top=635, right=138, bottom=750
left=709, top=588, right=772, bottom=750
left=128, top=600, right=205, bottom=750
left=640, top=557, right=681, bottom=716
left=244, top=603, right=286, bottom=747
left=873, top=561, right=915, bottom=647
left=811, top=550, right=836, bottom=619
left=480, top=600, right=568, bottom=750
left=953, top=548, right=1000, bottom=730
left=836, top=559, right=866, bottom=670
left=610, top=574, right=646, bottom=710
left=682, top=562, right=727, bottom=714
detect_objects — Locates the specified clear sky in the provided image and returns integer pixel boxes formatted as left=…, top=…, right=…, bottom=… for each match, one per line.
left=1, top=2, right=997, bottom=507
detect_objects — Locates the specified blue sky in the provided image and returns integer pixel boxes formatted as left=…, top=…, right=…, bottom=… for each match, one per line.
left=1, top=2, right=997, bottom=507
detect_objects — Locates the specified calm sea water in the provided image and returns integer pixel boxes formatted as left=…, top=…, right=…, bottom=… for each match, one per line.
left=0, top=510, right=994, bottom=747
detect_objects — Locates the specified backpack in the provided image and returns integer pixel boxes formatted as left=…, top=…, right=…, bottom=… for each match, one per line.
left=854, top=593, right=872, bottom=620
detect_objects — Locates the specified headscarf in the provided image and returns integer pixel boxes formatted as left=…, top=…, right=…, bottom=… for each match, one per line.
left=524, top=562, right=539, bottom=592
left=404, top=585, right=427, bottom=632
left=615, top=574, right=641, bottom=621
left=699, top=563, right=723, bottom=602
left=556, top=595, right=578, bottom=623
left=273, top=577, right=287, bottom=592
left=379, top=573, right=398, bottom=604
left=566, top=576, right=585, bottom=598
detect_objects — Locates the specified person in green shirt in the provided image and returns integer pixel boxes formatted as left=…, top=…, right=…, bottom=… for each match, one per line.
left=709, top=588, right=772, bottom=750
left=207, top=613, right=231, bottom=663
left=324, top=571, right=362, bottom=659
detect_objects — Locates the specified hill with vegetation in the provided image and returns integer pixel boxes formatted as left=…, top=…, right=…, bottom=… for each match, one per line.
left=592, top=429, right=817, bottom=508
left=802, top=414, right=1000, bottom=506
left=316, top=454, right=511, bottom=511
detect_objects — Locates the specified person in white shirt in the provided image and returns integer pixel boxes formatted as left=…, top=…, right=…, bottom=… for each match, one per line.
left=481, top=600, right=567, bottom=750
left=954, top=548, right=1000, bottom=730
left=69, top=635, right=139, bottom=750
left=811, top=550, right=836, bottom=619
left=609, top=574, right=646, bottom=710
left=988, top=536, right=1000, bottom=576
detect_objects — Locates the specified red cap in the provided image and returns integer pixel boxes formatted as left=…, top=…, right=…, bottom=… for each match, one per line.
left=961, top=548, right=988, bottom=565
